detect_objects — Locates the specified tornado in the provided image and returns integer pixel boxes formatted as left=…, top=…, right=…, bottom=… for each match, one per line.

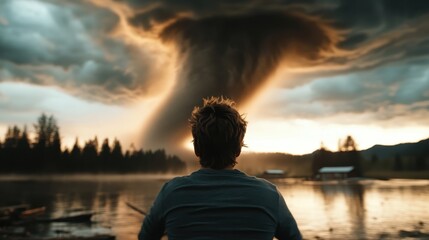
left=141, top=11, right=340, bottom=152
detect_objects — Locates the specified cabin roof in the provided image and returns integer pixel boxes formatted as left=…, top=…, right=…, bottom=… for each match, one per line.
left=264, top=169, right=285, bottom=174
left=319, top=166, right=354, bottom=173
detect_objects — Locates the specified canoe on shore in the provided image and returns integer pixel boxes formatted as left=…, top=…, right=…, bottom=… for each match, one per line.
left=0, top=205, right=46, bottom=226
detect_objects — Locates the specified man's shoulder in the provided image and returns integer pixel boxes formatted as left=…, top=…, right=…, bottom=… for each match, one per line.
left=161, top=170, right=279, bottom=194
left=242, top=174, right=278, bottom=192
left=160, top=174, right=194, bottom=192
left=164, top=175, right=191, bottom=186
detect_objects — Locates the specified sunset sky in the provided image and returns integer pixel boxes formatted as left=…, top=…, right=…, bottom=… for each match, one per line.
left=1, top=0, right=428, bottom=155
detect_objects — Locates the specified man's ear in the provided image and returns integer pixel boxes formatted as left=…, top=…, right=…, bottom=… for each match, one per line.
left=193, top=140, right=200, bottom=157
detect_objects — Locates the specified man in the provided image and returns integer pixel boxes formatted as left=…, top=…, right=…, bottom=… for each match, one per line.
left=139, top=96, right=302, bottom=240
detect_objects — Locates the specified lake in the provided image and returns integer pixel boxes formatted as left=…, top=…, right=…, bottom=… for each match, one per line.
left=0, top=174, right=428, bottom=240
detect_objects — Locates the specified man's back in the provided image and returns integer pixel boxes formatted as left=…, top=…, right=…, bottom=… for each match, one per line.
left=139, top=168, right=301, bottom=240
left=139, top=97, right=301, bottom=240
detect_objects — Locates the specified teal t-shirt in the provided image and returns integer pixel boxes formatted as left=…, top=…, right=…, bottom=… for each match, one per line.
left=139, top=168, right=301, bottom=240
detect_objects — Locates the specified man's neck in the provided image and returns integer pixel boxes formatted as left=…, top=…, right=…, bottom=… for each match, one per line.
left=201, top=165, right=235, bottom=170
left=224, top=165, right=234, bottom=170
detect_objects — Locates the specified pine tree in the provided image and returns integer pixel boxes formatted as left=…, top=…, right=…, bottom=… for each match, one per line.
left=100, top=138, right=111, bottom=162
left=4, top=126, right=20, bottom=149
left=82, top=137, right=99, bottom=171
left=111, top=139, right=123, bottom=162
left=17, top=126, right=30, bottom=150
left=0, top=140, right=3, bottom=162
left=82, top=139, right=98, bottom=162
left=71, top=138, right=81, bottom=162
left=33, top=114, right=60, bottom=161
left=17, top=126, right=31, bottom=165
left=51, top=130, right=62, bottom=161
left=339, top=135, right=358, bottom=151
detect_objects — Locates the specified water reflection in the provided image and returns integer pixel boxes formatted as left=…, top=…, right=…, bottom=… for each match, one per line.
left=0, top=176, right=428, bottom=240
left=319, top=183, right=366, bottom=238
left=0, top=176, right=167, bottom=239
left=275, top=179, right=429, bottom=240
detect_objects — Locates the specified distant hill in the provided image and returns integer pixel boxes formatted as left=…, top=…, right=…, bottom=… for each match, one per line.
left=360, top=138, right=429, bottom=160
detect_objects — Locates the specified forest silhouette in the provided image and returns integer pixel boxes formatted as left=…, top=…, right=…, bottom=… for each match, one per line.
left=0, top=114, right=186, bottom=173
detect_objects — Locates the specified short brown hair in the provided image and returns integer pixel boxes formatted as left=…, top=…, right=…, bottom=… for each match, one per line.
left=189, top=96, right=247, bottom=169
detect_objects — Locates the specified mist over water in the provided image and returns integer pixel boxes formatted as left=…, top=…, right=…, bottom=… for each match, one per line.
left=1, top=175, right=428, bottom=240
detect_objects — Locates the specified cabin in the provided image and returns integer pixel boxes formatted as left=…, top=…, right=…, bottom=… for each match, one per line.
left=258, top=169, right=287, bottom=178
left=312, top=149, right=363, bottom=180
left=316, top=166, right=355, bottom=180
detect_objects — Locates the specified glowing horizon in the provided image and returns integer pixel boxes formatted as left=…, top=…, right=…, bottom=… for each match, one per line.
left=0, top=81, right=428, bottom=155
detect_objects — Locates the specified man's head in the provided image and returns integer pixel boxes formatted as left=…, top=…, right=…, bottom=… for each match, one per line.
left=189, top=96, right=247, bottom=169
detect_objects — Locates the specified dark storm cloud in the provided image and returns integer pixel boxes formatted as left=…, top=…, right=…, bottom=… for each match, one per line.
left=259, top=60, right=429, bottom=125
left=121, top=0, right=429, bottom=148
left=0, top=0, right=163, bottom=103
left=250, top=0, right=429, bottom=127
left=311, top=0, right=429, bottom=49
left=141, top=11, right=340, bottom=149
left=0, top=0, right=118, bottom=66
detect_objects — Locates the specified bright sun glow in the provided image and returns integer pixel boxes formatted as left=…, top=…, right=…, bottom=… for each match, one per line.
left=243, top=117, right=429, bottom=154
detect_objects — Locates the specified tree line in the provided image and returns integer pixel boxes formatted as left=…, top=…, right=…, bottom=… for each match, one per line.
left=0, top=114, right=186, bottom=173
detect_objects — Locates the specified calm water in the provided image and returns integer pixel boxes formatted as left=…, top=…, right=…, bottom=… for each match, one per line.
left=0, top=175, right=428, bottom=240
